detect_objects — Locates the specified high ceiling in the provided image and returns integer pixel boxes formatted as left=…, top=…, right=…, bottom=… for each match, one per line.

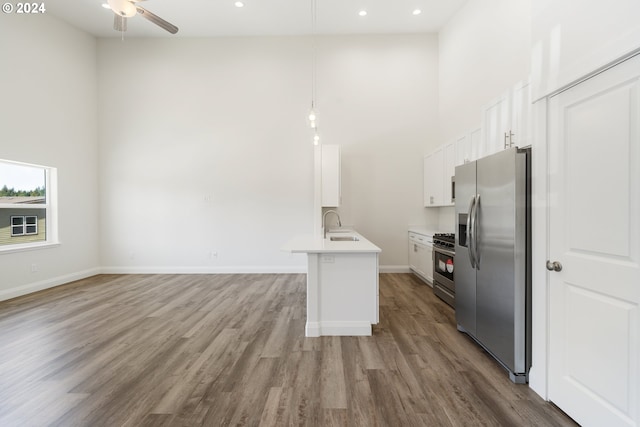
left=45, top=0, right=468, bottom=38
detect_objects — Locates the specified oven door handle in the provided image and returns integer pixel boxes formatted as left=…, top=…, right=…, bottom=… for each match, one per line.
left=467, top=195, right=476, bottom=269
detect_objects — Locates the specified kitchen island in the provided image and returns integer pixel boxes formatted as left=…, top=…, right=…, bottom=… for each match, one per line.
left=282, top=230, right=381, bottom=337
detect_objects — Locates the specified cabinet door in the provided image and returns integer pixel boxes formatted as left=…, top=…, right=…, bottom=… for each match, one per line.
left=469, top=127, right=482, bottom=162
left=424, top=148, right=444, bottom=206
left=510, top=79, right=531, bottom=148
left=482, top=92, right=511, bottom=157
left=454, top=134, right=468, bottom=166
left=423, top=244, right=433, bottom=284
left=443, top=142, right=455, bottom=205
left=321, top=145, right=341, bottom=207
left=408, top=239, right=418, bottom=271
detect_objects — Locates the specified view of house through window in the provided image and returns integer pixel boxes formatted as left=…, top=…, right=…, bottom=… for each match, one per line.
left=0, top=160, right=54, bottom=249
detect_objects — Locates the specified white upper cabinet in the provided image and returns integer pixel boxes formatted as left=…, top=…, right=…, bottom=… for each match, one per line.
left=321, top=144, right=341, bottom=207
left=454, top=127, right=482, bottom=167
left=424, top=147, right=443, bottom=207
left=510, top=80, right=532, bottom=148
left=424, top=143, right=454, bottom=208
left=454, top=133, right=468, bottom=166
left=481, top=79, right=532, bottom=157
left=482, top=91, right=511, bottom=156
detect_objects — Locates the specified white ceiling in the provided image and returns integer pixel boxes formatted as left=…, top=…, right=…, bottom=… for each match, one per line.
left=46, top=0, right=468, bottom=38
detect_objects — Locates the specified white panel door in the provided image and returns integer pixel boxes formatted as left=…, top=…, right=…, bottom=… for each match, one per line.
left=548, top=54, right=640, bottom=427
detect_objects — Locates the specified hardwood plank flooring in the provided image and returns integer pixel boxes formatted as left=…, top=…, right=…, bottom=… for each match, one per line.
left=0, top=273, right=576, bottom=426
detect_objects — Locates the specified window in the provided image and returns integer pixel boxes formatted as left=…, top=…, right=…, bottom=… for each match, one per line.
left=11, top=216, right=38, bottom=236
left=0, top=160, right=57, bottom=251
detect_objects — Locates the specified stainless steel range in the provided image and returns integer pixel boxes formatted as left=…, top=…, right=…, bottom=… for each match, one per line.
left=433, top=232, right=455, bottom=307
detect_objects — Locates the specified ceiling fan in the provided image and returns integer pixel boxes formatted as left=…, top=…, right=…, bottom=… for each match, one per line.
left=108, top=0, right=178, bottom=34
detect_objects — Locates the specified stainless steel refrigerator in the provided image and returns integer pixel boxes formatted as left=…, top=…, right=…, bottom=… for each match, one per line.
left=455, top=146, right=531, bottom=384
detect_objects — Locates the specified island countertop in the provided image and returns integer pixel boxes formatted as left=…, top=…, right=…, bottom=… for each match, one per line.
left=282, top=230, right=381, bottom=254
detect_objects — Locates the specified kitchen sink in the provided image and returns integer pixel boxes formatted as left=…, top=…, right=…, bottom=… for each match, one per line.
left=329, top=236, right=359, bottom=241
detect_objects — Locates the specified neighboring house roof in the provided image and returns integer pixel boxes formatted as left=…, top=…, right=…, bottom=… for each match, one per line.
left=0, top=196, right=46, bottom=204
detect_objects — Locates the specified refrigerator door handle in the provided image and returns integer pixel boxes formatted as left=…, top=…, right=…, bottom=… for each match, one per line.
left=467, top=195, right=476, bottom=268
left=474, top=194, right=481, bottom=268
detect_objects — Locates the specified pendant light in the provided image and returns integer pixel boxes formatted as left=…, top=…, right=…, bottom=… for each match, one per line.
left=309, top=0, right=320, bottom=145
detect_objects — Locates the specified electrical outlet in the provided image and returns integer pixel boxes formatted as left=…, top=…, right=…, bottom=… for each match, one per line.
left=30, top=263, right=38, bottom=273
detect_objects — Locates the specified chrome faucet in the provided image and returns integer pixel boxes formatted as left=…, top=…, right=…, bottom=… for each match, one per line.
left=322, top=210, right=342, bottom=239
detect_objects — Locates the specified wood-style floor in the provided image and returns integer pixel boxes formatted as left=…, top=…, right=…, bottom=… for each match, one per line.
left=0, top=273, right=576, bottom=426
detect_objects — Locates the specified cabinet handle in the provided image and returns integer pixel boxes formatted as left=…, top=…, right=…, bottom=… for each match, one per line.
left=504, top=130, right=515, bottom=149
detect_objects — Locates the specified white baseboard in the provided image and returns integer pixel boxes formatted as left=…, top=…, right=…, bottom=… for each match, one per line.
left=1, top=265, right=411, bottom=302
left=100, top=265, right=307, bottom=275
left=379, top=265, right=411, bottom=273
left=305, top=321, right=372, bottom=337
left=0, top=267, right=101, bottom=302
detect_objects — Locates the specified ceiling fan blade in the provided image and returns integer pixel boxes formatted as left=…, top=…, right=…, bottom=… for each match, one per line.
left=136, top=6, right=178, bottom=34
left=113, top=14, right=127, bottom=32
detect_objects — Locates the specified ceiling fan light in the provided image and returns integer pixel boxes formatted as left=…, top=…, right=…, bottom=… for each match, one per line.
left=108, top=0, right=136, bottom=17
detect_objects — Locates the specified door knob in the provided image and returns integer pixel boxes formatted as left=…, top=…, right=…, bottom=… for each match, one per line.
left=546, top=260, right=562, bottom=272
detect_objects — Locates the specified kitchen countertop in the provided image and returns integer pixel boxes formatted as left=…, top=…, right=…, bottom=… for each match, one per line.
left=282, top=230, right=381, bottom=254
left=408, top=226, right=438, bottom=237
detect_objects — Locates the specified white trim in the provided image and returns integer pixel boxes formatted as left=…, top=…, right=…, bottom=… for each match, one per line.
left=100, top=265, right=307, bottom=275
left=0, top=241, right=61, bottom=255
left=0, top=267, right=101, bottom=302
left=0, top=159, right=59, bottom=250
left=305, top=321, right=372, bottom=337
left=379, top=265, right=411, bottom=273
left=529, top=97, right=549, bottom=399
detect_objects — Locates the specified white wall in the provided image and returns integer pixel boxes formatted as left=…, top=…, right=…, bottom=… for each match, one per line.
left=316, top=35, right=439, bottom=269
left=0, top=14, right=100, bottom=300
left=531, top=0, right=640, bottom=99
left=98, top=34, right=438, bottom=272
left=438, top=0, right=531, bottom=144
left=435, top=0, right=531, bottom=232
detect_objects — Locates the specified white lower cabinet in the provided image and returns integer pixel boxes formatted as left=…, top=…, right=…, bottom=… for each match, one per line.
left=408, top=232, right=433, bottom=284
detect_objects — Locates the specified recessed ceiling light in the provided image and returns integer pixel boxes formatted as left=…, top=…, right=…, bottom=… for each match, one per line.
left=235, top=1, right=244, bottom=7
left=358, top=10, right=367, bottom=17
left=413, top=9, right=422, bottom=16
left=101, top=3, right=111, bottom=9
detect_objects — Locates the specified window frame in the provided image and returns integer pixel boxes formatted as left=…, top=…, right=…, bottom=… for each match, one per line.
left=0, top=160, right=58, bottom=253
left=10, top=215, right=39, bottom=236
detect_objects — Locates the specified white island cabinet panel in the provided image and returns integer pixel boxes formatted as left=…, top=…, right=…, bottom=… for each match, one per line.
left=282, top=230, right=381, bottom=337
